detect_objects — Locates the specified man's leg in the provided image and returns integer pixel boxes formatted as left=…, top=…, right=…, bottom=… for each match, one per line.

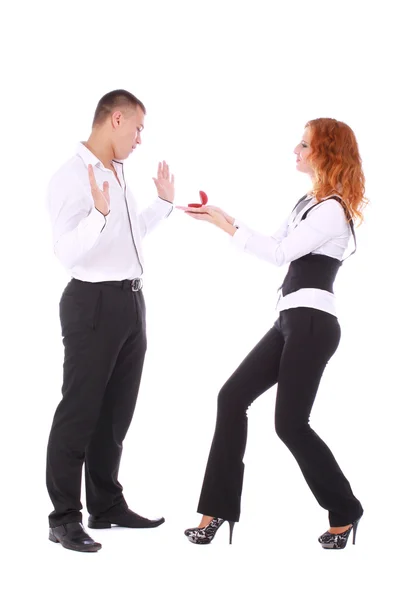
left=85, top=290, right=163, bottom=529
left=85, top=301, right=147, bottom=516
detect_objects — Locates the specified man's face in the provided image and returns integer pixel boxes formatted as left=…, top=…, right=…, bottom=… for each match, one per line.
left=111, top=107, right=145, bottom=160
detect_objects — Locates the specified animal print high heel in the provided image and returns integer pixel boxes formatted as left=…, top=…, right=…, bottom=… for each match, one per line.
left=184, top=526, right=200, bottom=537
left=185, top=518, right=235, bottom=545
left=318, top=517, right=361, bottom=549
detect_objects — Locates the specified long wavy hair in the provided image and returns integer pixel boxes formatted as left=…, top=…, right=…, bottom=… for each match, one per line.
left=306, top=118, right=368, bottom=224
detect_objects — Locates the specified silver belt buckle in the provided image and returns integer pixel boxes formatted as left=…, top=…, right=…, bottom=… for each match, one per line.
left=131, top=278, right=143, bottom=292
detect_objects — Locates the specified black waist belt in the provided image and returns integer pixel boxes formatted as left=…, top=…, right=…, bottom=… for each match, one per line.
left=102, top=278, right=143, bottom=292
left=280, top=254, right=341, bottom=296
left=73, top=278, right=143, bottom=292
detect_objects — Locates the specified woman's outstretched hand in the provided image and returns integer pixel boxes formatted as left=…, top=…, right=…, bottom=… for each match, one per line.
left=176, top=204, right=237, bottom=235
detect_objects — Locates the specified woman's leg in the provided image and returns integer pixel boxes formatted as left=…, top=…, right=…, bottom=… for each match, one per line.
left=274, top=308, right=363, bottom=527
left=197, top=320, right=285, bottom=523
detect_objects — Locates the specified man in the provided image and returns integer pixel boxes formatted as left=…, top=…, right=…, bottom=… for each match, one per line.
left=46, top=89, right=174, bottom=552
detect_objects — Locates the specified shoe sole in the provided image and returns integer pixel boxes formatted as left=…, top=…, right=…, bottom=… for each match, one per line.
left=49, top=533, right=102, bottom=552
left=187, top=536, right=211, bottom=545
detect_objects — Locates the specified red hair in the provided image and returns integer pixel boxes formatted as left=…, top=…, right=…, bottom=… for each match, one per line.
left=306, top=118, right=368, bottom=224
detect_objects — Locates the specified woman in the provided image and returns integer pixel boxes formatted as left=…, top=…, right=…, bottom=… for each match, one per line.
left=177, top=118, right=367, bottom=549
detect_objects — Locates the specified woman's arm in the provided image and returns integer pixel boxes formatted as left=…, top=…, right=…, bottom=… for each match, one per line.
left=230, top=200, right=348, bottom=266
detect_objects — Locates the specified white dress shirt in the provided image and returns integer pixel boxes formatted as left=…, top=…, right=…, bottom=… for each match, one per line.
left=47, top=143, right=173, bottom=282
left=232, top=196, right=352, bottom=316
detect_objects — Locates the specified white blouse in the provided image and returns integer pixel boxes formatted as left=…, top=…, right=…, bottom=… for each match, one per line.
left=231, top=196, right=353, bottom=317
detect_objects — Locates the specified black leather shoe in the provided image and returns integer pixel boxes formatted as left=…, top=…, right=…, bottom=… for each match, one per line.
left=88, top=507, right=165, bottom=529
left=49, top=522, right=102, bottom=552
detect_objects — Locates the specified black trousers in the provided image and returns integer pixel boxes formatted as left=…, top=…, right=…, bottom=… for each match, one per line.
left=46, top=279, right=147, bottom=527
left=197, top=307, right=363, bottom=527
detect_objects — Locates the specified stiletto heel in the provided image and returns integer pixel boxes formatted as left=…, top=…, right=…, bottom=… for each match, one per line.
left=352, top=519, right=360, bottom=545
left=228, top=521, right=235, bottom=545
left=318, top=516, right=362, bottom=550
left=185, top=518, right=235, bottom=545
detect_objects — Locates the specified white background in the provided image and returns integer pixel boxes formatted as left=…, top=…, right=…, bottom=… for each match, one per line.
left=2, top=0, right=399, bottom=598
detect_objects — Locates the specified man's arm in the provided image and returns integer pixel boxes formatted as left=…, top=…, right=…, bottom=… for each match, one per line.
left=138, top=196, right=173, bottom=237
left=137, top=160, right=174, bottom=237
left=47, top=170, right=109, bottom=270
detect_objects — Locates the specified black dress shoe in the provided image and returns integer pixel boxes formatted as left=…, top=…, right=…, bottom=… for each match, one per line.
left=88, top=507, right=165, bottom=529
left=49, top=522, right=102, bottom=552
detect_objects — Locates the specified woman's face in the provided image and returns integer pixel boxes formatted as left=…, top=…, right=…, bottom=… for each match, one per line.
left=294, top=127, right=314, bottom=177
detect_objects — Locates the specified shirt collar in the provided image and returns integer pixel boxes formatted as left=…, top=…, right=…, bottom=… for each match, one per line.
left=76, top=142, right=124, bottom=172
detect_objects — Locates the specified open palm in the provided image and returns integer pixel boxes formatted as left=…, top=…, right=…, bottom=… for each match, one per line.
left=153, top=161, right=175, bottom=203
left=88, top=164, right=110, bottom=216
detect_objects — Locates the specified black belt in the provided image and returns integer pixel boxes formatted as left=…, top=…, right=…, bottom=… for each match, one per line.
left=102, top=278, right=143, bottom=292
left=72, top=278, right=143, bottom=292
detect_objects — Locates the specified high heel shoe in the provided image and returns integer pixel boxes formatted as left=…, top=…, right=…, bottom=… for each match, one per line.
left=318, top=517, right=361, bottom=549
left=184, top=518, right=224, bottom=539
left=185, top=518, right=235, bottom=545
left=184, top=526, right=200, bottom=537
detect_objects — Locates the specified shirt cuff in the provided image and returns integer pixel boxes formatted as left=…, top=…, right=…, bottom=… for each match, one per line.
left=233, top=218, right=246, bottom=229
left=155, top=197, right=174, bottom=217
left=91, top=207, right=108, bottom=232
left=231, top=225, right=253, bottom=252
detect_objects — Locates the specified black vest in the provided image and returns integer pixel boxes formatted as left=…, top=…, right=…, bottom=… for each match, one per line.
left=279, top=195, right=356, bottom=297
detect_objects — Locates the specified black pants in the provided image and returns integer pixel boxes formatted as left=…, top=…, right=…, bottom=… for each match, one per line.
left=46, top=279, right=147, bottom=527
left=197, top=307, right=363, bottom=526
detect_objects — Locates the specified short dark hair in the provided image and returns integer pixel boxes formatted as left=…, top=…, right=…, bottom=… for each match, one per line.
left=92, top=89, right=146, bottom=126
